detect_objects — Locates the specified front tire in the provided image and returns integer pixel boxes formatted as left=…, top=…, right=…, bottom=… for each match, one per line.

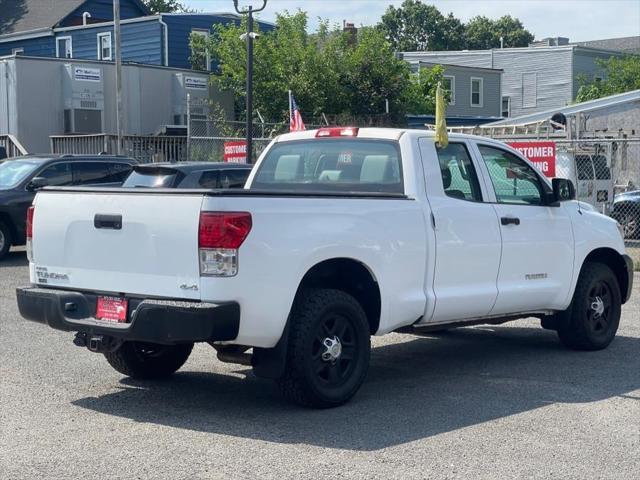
left=104, top=341, right=193, bottom=379
left=278, top=289, right=371, bottom=408
left=0, top=221, right=12, bottom=260
left=556, top=262, right=621, bottom=351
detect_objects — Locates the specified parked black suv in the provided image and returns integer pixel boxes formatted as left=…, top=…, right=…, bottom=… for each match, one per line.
left=122, top=162, right=252, bottom=189
left=0, top=155, right=136, bottom=259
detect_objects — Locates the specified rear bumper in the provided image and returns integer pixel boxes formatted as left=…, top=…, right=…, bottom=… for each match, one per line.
left=623, top=254, right=634, bottom=303
left=16, top=286, right=239, bottom=344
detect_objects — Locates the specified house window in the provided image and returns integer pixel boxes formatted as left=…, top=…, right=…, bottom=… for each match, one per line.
left=191, top=29, right=211, bottom=71
left=522, top=72, right=537, bottom=108
left=97, top=32, right=112, bottom=61
left=471, top=77, right=483, bottom=107
left=12, top=48, right=24, bottom=55
left=56, top=37, right=72, bottom=58
left=443, top=75, right=455, bottom=105
left=501, top=96, right=511, bottom=117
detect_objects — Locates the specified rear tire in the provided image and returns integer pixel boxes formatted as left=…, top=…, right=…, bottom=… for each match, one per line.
left=556, top=262, right=621, bottom=351
left=104, top=341, right=193, bottom=379
left=277, top=288, right=371, bottom=408
left=0, top=221, right=12, bottom=260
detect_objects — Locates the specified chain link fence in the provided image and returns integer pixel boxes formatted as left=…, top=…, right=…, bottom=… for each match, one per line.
left=187, top=97, right=326, bottom=163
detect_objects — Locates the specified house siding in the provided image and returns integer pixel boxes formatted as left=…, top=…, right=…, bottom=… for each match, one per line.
left=403, top=46, right=625, bottom=118
left=405, top=48, right=574, bottom=118
left=162, top=14, right=274, bottom=70
left=0, top=36, right=56, bottom=57
left=439, top=65, right=501, bottom=117
left=55, top=19, right=162, bottom=65
left=60, top=0, right=147, bottom=26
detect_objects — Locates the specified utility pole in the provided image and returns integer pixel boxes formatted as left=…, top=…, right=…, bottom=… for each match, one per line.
left=113, top=0, right=123, bottom=154
left=233, top=0, right=267, bottom=163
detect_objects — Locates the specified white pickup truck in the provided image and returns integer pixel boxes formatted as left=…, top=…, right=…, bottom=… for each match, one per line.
left=17, top=127, right=634, bottom=408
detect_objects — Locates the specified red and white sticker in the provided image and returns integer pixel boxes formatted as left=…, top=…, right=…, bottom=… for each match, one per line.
left=96, top=296, right=128, bottom=322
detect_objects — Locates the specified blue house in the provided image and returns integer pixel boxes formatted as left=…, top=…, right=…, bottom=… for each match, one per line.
left=0, top=0, right=273, bottom=71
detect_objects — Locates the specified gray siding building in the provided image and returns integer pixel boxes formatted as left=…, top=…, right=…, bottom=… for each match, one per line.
left=414, top=62, right=502, bottom=118
left=403, top=45, right=626, bottom=119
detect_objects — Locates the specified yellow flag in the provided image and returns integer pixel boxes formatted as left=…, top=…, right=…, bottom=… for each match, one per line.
left=435, top=82, right=448, bottom=149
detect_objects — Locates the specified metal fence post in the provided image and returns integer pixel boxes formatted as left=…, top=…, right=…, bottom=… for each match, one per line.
left=186, top=93, right=191, bottom=162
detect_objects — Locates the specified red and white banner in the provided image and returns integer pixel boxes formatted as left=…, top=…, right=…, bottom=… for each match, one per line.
left=507, top=141, right=556, bottom=177
left=223, top=141, right=247, bottom=163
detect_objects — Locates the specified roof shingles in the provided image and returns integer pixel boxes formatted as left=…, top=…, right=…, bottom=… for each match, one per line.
left=0, top=0, right=86, bottom=36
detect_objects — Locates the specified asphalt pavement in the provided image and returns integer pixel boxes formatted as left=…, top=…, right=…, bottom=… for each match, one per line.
left=1, top=249, right=639, bottom=479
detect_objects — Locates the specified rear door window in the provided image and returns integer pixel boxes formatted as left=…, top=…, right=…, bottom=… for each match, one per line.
left=196, top=171, right=219, bottom=188
left=575, top=155, right=595, bottom=180
left=109, top=162, right=134, bottom=183
left=435, top=143, right=483, bottom=201
left=122, top=168, right=178, bottom=187
left=73, top=162, right=132, bottom=185
left=592, top=155, right=611, bottom=180
left=38, top=162, right=73, bottom=186
left=218, top=169, right=250, bottom=188
left=252, top=139, right=403, bottom=193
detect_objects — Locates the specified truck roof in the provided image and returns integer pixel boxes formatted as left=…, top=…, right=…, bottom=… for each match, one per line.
left=274, top=127, right=494, bottom=143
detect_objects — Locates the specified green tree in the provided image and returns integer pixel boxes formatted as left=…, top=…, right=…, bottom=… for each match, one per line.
left=465, top=15, right=534, bottom=49
left=404, top=64, right=446, bottom=114
left=378, top=1, right=533, bottom=51
left=143, top=0, right=188, bottom=14
left=576, top=56, right=640, bottom=102
left=192, top=12, right=433, bottom=121
left=378, top=0, right=464, bottom=51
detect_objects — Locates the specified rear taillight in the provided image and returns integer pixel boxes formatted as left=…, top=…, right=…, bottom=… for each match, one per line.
left=198, top=212, right=252, bottom=276
left=26, top=206, right=34, bottom=261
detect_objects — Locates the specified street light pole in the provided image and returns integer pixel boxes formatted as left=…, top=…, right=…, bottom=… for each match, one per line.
left=113, top=0, right=123, bottom=155
left=233, top=0, right=267, bottom=163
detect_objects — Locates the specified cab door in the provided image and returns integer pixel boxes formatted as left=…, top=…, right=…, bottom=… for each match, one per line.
left=472, top=143, right=574, bottom=314
left=419, top=139, right=502, bottom=322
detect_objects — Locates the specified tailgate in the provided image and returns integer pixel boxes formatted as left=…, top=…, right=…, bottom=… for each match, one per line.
left=31, top=191, right=204, bottom=300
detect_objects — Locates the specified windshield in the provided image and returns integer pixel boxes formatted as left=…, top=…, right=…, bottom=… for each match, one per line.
left=252, top=139, right=403, bottom=193
left=122, top=169, right=177, bottom=188
left=0, top=160, right=40, bottom=189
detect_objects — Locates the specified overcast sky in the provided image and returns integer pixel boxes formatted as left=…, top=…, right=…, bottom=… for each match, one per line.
left=182, top=0, right=640, bottom=43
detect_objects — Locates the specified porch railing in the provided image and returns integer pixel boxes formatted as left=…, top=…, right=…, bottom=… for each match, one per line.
left=50, top=134, right=188, bottom=163
left=0, top=134, right=28, bottom=157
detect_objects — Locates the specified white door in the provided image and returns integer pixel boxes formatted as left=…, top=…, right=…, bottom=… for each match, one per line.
left=419, top=139, right=502, bottom=322
left=473, top=143, right=574, bottom=314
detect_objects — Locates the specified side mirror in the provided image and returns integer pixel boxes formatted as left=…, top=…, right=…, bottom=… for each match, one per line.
left=552, top=178, right=576, bottom=202
left=27, top=177, right=49, bottom=191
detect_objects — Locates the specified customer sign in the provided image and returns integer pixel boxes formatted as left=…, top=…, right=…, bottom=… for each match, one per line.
left=507, top=141, right=556, bottom=177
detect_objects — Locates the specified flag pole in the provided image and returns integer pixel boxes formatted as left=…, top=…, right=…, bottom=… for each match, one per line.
left=288, top=90, right=292, bottom=129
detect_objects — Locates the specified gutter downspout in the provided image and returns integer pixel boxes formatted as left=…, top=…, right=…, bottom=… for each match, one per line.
left=158, top=15, right=169, bottom=66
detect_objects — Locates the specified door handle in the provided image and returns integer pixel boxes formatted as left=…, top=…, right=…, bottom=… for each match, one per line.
left=500, top=216, right=520, bottom=226
left=94, top=214, right=122, bottom=230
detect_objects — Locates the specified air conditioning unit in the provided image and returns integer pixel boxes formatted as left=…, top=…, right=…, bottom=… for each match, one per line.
left=62, top=64, right=105, bottom=134
left=172, top=73, right=209, bottom=125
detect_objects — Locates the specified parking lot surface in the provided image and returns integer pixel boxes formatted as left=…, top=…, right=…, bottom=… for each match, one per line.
left=1, top=250, right=639, bottom=479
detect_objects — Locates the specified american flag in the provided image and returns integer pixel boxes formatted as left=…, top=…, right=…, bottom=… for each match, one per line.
left=289, top=92, right=306, bottom=132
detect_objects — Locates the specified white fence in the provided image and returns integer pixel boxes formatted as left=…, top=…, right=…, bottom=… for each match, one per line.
left=0, top=134, right=28, bottom=158
left=50, top=134, right=188, bottom=163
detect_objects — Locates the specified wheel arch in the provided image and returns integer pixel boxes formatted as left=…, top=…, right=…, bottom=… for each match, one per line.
left=0, top=212, right=17, bottom=245
left=580, top=247, right=630, bottom=304
left=295, top=257, right=382, bottom=335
